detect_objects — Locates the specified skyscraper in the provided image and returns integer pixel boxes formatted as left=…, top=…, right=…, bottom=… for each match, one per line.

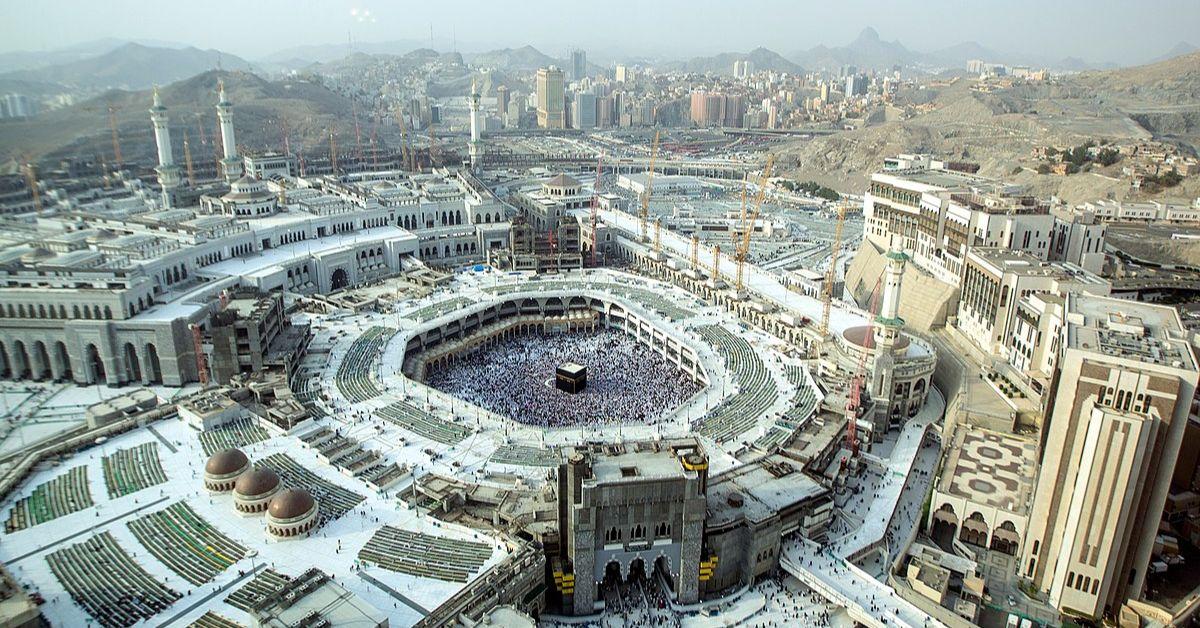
left=536, top=66, right=565, bottom=129
left=1020, top=294, right=1198, bottom=620
left=571, top=92, right=596, bottom=129
left=571, top=50, right=587, bottom=81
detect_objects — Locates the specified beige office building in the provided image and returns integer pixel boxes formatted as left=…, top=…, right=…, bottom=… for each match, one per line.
left=536, top=66, right=565, bottom=129
left=1020, top=294, right=1198, bottom=620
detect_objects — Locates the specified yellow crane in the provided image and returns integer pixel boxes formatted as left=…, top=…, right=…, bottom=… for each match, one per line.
left=182, top=129, right=196, bottom=185
left=393, top=106, right=413, bottom=172
left=22, top=158, right=41, bottom=213
left=733, top=155, right=775, bottom=292
left=819, top=203, right=849, bottom=338
left=107, top=104, right=123, bottom=167
left=329, top=129, right=338, bottom=175
left=639, top=130, right=660, bottom=242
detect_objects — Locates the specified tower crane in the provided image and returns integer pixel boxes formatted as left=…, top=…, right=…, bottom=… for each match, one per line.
left=22, top=158, right=41, bottom=213
left=819, top=203, right=849, bottom=338
left=733, top=155, right=775, bottom=292
left=352, top=101, right=365, bottom=165
left=329, top=129, right=339, bottom=175
left=638, top=131, right=660, bottom=242
left=589, top=155, right=603, bottom=267
left=393, top=106, right=413, bottom=172
left=107, top=104, right=123, bottom=168
left=182, top=129, right=196, bottom=185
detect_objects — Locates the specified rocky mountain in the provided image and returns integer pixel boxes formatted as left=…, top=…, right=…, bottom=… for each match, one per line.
left=463, top=45, right=560, bottom=72
left=777, top=52, right=1200, bottom=205
left=671, top=47, right=804, bottom=76
left=0, top=43, right=256, bottom=91
left=0, top=70, right=362, bottom=165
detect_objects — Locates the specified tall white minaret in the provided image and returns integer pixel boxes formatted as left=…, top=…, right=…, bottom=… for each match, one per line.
left=874, top=244, right=908, bottom=349
left=216, top=80, right=243, bottom=182
left=149, top=87, right=181, bottom=208
left=468, top=78, right=482, bottom=171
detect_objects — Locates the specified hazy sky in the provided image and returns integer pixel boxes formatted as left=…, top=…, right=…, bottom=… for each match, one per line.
left=1, top=0, right=1197, bottom=64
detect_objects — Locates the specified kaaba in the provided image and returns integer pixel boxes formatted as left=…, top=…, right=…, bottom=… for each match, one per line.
left=555, top=362, right=587, bottom=394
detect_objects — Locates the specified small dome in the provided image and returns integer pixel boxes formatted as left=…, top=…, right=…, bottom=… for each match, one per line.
left=234, top=467, right=280, bottom=498
left=205, top=448, right=249, bottom=476
left=268, top=488, right=316, bottom=520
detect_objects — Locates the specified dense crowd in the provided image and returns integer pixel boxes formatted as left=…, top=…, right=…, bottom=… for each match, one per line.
left=426, top=328, right=701, bottom=427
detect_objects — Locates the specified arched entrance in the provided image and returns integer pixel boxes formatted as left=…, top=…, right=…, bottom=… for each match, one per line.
left=991, top=521, right=1020, bottom=555
left=123, top=343, right=141, bottom=383
left=53, top=341, right=71, bottom=380
left=960, top=512, right=990, bottom=548
left=31, top=341, right=51, bottom=380
left=85, top=344, right=106, bottom=385
left=11, top=341, right=30, bottom=379
left=931, top=503, right=958, bottom=550
left=331, top=268, right=350, bottom=291
left=145, top=343, right=162, bottom=384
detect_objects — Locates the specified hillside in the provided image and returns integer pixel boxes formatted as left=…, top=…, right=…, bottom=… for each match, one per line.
left=673, top=48, right=803, bottom=76
left=0, top=43, right=256, bottom=91
left=464, top=46, right=559, bottom=72
left=776, top=51, right=1200, bottom=204
left=0, top=70, right=361, bottom=165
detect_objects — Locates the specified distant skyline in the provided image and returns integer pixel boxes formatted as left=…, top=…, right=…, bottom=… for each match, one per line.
left=1, top=0, right=1197, bottom=65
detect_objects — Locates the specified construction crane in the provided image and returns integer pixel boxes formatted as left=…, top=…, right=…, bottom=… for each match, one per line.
left=182, top=129, right=196, bottom=185
left=394, top=106, right=413, bottom=172
left=329, top=129, right=339, bottom=175
left=819, top=203, right=849, bottom=338
left=690, top=234, right=700, bottom=272
left=107, top=104, right=123, bottom=168
left=589, top=155, right=603, bottom=267
left=710, top=243, right=721, bottom=281
left=845, top=283, right=883, bottom=457
left=352, top=101, right=365, bottom=166
left=638, top=130, right=660, bottom=242
left=733, top=155, right=775, bottom=292
left=22, top=158, right=41, bottom=213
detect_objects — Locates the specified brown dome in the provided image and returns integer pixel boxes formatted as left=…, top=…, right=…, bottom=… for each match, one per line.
left=205, top=448, right=249, bottom=476
left=234, top=467, right=280, bottom=498
left=267, top=488, right=316, bottom=521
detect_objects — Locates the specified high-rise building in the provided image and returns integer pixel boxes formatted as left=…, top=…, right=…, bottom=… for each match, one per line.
left=0, top=94, right=36, bottom=119
left=571, top=92, right=596, bottom=129
left=1020, top=295, right=1198, bottom=620
left=571, top=50, right=587, bottom=81
left=733, top=59, right=754, bottom=79
left=496, top=85, right=510, bottom=122
left=615, top=65, right=633, bottom=83
left=536, top=66, right=565, bottom=129
left=844, top=74, right=868, bottom=98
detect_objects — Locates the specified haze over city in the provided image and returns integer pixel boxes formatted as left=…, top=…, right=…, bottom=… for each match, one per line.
left=0, top=2, right=1198, bottom=628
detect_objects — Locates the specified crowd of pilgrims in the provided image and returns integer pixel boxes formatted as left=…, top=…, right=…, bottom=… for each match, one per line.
left=426, top=328, right=701, bottom=427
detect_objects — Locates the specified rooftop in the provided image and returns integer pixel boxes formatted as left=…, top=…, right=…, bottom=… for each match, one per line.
left=1067, top=294, right=1196, bottom=370
left=937, top=426, right=1037, bottom=514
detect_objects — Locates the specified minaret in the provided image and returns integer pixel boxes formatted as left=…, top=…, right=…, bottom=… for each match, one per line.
left=468, top=78, right=481, bottom=171
left=216, top=80, right=243, bottom=182
left=149, top=87, right=181, bottom=208
left=874, top=245, right=908, bottom=349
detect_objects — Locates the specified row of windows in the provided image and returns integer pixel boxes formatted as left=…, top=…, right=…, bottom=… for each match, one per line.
left=1097, top=387, right=1152, bottom=414
left=1066, top=571, right=1101, bottom=596
left=603, top=522, right=673, bottom=543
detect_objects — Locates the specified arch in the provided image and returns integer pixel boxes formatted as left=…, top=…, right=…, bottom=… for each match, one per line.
left=11, top=340, right=30, bottom=379
left=85, top=344, right=106, bottom=385
left=654, top=555, right=676, bottom=596
left=145, top=343, right=162, bottom=384
left=991, top=520, right=1021, bottom=555
left=123, top=342, right=141, bottom=383
left=31, top=341, right=51, bottom=380
left=931, top=503, right=959, bottom=550
left=331, top=268, right=350, bottom=291
left=0, top=341, right=9, bottom=378
left=53, top=341, right=71, bottom=380
left=960, top=511, right=990, bottom=547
